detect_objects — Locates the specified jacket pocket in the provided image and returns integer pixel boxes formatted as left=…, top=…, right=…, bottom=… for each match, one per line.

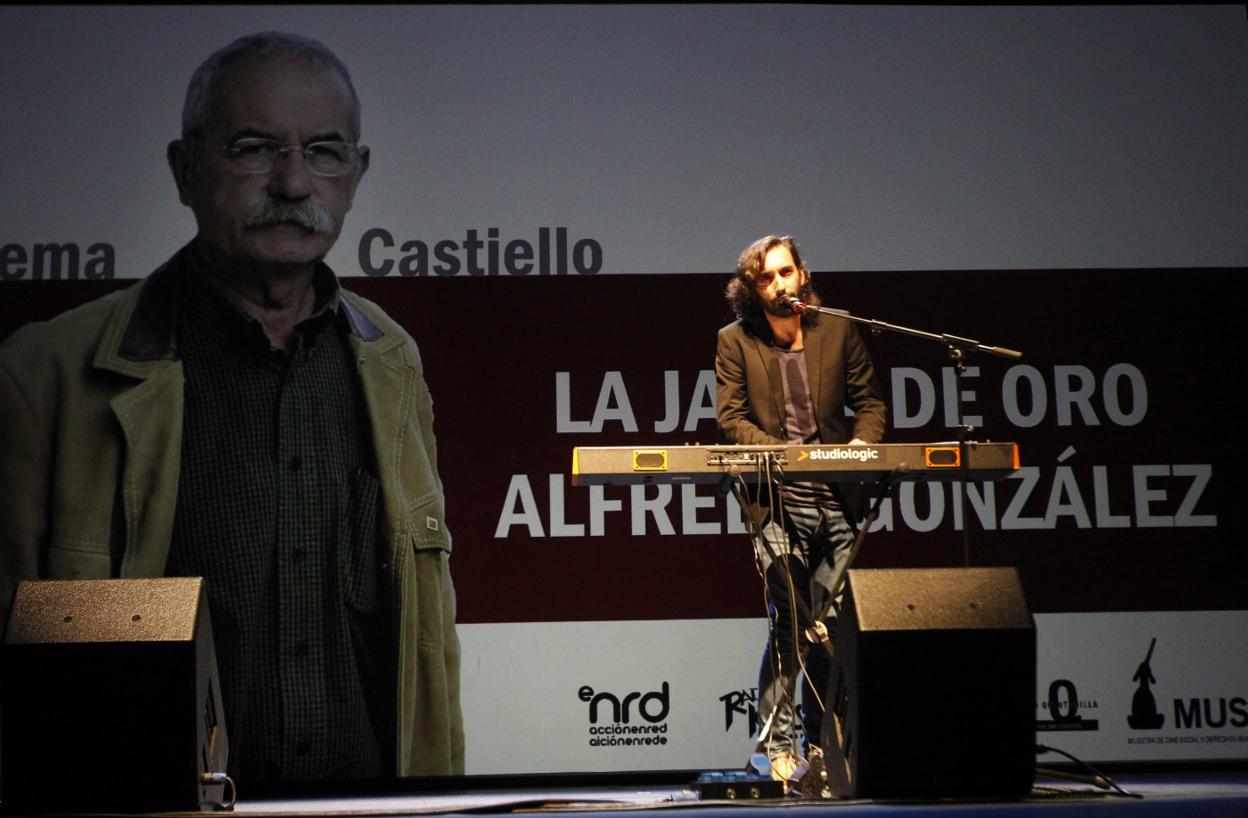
left=407, top=490, right=451, bottom=554
left=45, top=541, right=112, bottom=579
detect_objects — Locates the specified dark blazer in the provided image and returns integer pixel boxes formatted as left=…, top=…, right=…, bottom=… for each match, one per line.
left=715, top=312, right=887, bottom=522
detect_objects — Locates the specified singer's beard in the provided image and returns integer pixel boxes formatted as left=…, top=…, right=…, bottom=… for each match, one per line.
left=763, top=292, right=799, bottom=318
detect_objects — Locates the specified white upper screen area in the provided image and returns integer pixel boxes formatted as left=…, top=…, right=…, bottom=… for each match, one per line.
left=3, top=4, right=1247, bottom=277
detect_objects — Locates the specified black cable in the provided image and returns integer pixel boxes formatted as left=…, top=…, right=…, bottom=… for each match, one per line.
left=732, top=449, right=812, bottom=764
left=1035, top=744, right=1141, bottom=799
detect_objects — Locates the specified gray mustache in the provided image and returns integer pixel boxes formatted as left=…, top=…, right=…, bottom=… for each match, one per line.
left=243, top=198, right=333, bottom=234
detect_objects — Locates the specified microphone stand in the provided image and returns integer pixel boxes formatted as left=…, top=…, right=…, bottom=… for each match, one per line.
left=790, top=298, right=1022, bottom=567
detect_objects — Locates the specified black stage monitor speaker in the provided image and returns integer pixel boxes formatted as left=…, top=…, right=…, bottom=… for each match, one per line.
left=1, top=577, right=230, bottom=812
left=821, top=567, right=1035, bottom=799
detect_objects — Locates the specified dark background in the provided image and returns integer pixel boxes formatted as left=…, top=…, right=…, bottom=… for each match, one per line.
left=4, top=267, right=1243, bottom=623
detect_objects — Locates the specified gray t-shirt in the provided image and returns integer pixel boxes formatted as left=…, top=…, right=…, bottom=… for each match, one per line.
left=777, top=347, right=840, bottom=508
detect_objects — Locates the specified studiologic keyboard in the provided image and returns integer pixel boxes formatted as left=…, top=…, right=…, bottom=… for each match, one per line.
left=571, top=442, right=1019, bottom=485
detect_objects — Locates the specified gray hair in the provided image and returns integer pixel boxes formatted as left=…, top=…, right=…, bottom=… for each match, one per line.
left=181, top=31, right=361, bottom=140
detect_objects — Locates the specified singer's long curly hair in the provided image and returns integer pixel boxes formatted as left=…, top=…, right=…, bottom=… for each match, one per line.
left=725, top=234, right=822, bottom=339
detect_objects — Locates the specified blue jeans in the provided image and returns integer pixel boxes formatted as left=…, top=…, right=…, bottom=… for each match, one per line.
left=752, top=502, right=854, bottom=759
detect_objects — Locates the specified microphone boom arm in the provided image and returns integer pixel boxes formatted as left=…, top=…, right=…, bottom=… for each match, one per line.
left=788, top=298, right=1022, bottom=360
left=786, top=294, right=1022, bottom=569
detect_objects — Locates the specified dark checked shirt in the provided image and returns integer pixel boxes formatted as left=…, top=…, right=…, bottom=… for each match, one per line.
left=165, top=258, right=394, bottom=784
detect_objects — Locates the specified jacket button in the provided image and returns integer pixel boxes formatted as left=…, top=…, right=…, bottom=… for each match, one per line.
left=289, top=455, right=302, bottom=471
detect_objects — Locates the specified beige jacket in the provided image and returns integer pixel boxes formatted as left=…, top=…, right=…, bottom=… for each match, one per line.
left=0, top=246, right=464, bottom=775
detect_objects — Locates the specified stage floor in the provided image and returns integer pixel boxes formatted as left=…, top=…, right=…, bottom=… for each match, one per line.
left=231, top=771, right=1248, bottom=818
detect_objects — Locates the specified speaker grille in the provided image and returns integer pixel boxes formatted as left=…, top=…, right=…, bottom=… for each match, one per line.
left=6, top=576, right=204, bottom=643
left=2, top=577, right=229, bottom=812
left=849, top=567, right=1032, bottom=632
left=823, top=567, right=1036, bottom=799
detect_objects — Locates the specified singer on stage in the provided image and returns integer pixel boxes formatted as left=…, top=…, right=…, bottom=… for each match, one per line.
left=715, top=234, right=886, bottom=783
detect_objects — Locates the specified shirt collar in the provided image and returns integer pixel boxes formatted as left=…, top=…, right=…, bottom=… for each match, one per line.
left=183, top=246, right=344, bottom=359
left=117, top=241, right=384, bottom=363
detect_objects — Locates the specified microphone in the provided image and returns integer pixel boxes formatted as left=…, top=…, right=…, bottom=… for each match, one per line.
left=785, top=296, right=851, bottom=318
left=784, top=295, right=808, bottom=315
